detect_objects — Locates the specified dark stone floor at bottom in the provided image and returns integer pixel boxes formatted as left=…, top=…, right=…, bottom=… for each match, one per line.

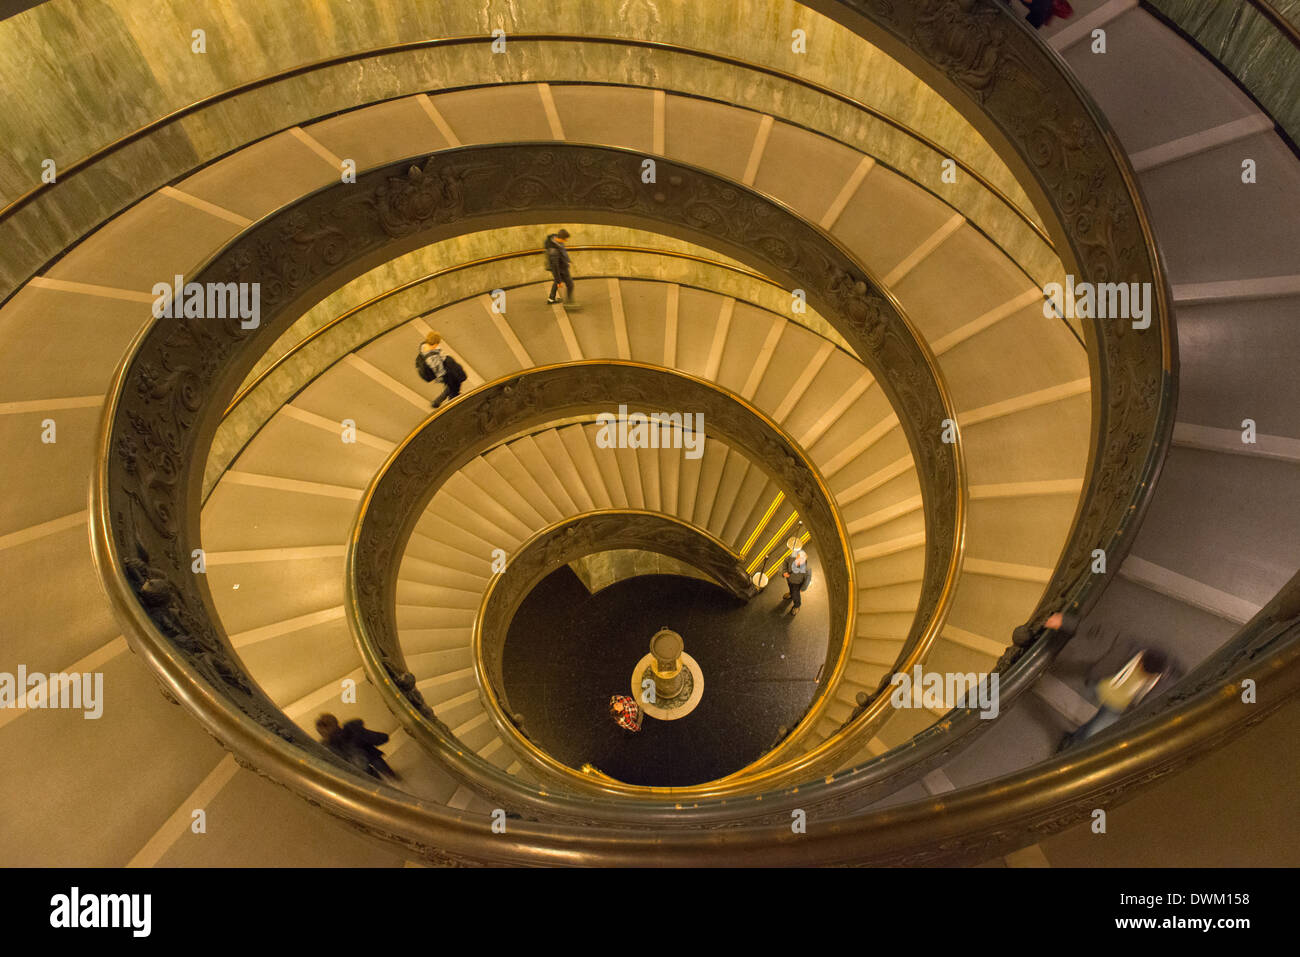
left=500, top=566, right=830, bottom=786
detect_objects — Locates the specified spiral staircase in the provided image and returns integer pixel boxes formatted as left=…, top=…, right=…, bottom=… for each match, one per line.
left=0, top=0, right=1297, bottom=867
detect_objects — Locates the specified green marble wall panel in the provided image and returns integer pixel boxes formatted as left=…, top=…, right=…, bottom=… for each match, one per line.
left=1276, top=0, right=1300, bottom=29
left=1148, top=0, right=1300, bottom=144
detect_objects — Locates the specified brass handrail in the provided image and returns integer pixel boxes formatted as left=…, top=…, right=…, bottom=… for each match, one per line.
left=196, top=144, right=967, bottom=777
left=473, top=509, right=760, bottom=787
left=95, top=286, right=1300, bottom=862
left=766, top=0, right=1178, bottom=777
left=1245, top=0, right=1300, bottom=49
left=94, top=140, right=966, bottom=820
left=346, top=361, right=859, bottom=801
left=88, top=0, right=1184, bottom=860
left=207, top=244, right=953, bottom=777
left=210, top=250, right=944, bottom=784
left=464, top=514, right=826, bottom=791
left=811, top=0, right=1179, bottom=616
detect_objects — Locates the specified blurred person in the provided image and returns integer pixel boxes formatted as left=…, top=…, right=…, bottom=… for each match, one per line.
left=1059, top=648, right=1169, bottom=750
left=316, top=713, right=400, bottom=780
left=1005, top=0, right=1073, bottom=28
left=1012, top=608, right=1079, bottom=648
left=416, top=330, right=467, bottom=408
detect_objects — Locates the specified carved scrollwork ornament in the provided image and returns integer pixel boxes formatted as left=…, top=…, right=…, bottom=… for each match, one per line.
left=94, top=1, right=1183, bottom=853
left=349, top=365, right=853, bottom=723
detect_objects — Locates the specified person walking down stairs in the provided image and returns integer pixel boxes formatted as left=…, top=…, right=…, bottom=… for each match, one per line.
left=315, top=713, right=401, bottom=781
left=544, top=228, right=575, bottom=305
left=780, top=549, right=813, bottom=615
left=1058, top=649, right=1170, bottom=751
left=416, top=331, right=467, bottom=409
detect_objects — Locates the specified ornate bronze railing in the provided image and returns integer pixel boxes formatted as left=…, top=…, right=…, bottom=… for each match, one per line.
left=93, top=142, right=960, bottom=823
left=346, top=362, right=855, bottom=801
left=470, top=510, right=758, bottom=784
left=87, top=1, right=1196, bottom=861
left=806, top=0, right=1177, bottom=630
left=760, top=0, right=1179, bottom=771
left=472, top=508, right=759, bottom=691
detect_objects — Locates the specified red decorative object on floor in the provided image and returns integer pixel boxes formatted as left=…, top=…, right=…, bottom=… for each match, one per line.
left=609, top=694, right=642, bottom=732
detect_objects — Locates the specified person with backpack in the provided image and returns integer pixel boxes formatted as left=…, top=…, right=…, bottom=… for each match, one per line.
left=781, top=548, right=813, bottom=615
left=544, top=228, right=574, bottom=305
left=416, top=330, right=466, bottom=408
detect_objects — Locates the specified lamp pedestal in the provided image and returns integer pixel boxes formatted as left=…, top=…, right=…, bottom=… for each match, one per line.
left=631, top=627, right=704, bottom=721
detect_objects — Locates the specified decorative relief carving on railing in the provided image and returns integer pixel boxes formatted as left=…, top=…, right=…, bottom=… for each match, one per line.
left=815, top=0, right=1176, bottom=635
left=92, top=0, right=1192, bottom=857
left=348, top=363, right=850, bottom=720
left=100, top=142, right=959, bottom=787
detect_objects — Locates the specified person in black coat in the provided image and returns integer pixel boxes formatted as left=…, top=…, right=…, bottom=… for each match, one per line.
left=419, top=330, right=464, bottom=409
left=316, top=713, right=400, bottom=780
left=545, top=229, right=574, bottom=304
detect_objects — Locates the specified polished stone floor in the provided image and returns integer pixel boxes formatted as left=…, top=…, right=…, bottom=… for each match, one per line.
left=500, top=559, right=830, bottom=786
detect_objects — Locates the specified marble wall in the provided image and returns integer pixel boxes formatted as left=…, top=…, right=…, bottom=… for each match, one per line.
left=568, top=547, right=716, bottom=593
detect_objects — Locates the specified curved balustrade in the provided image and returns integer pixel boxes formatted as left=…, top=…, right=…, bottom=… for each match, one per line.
left=85, top=1, right=1194, bottom=862
left=736, top=0, right=1179, bottom=769
left=93, top=141, right=964, bottom=776
left=470, top=509, right=760, bottom=779
left=802, top=0, right=1177, bottom=627
left=347, top=361, right=853, bottom=799
left=473, top=511, right=761, bottom=690
left=841, top=570, right=1300, bottom=866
